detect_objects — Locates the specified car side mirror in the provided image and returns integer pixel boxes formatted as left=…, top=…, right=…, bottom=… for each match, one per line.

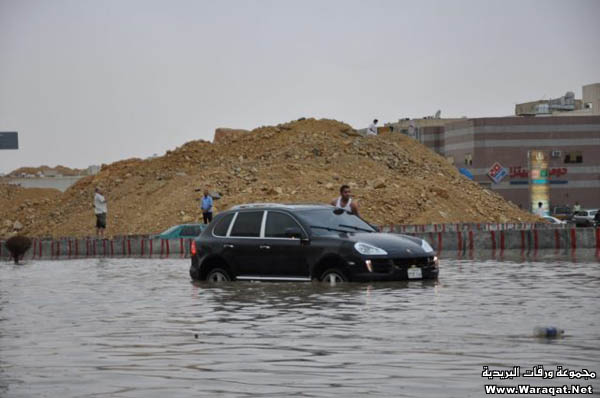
left=284, top=227, right=305, bottom=240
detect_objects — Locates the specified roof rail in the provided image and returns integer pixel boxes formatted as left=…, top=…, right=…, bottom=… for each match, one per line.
left=229, top=202, right=333, bottom=210
left=230, top=203, right=289, bottom=210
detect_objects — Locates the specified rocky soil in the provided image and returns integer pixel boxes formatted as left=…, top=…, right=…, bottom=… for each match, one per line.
left=0, top=118, right=539, bottom=238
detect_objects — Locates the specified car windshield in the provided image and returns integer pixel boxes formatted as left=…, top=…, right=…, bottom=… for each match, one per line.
left=296, top=208, right=376, bottom=236
left=160, top=225, right=180, bottom=235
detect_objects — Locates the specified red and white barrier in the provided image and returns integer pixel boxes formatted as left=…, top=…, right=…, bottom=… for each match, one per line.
left=2, top=228, right=599, bottom=261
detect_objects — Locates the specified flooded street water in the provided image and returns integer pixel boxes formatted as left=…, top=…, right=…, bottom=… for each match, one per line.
left=1, top=252, right=599, bottom=397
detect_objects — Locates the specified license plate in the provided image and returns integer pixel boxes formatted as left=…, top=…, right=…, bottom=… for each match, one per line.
left=407, top=267, right=422, bottom=279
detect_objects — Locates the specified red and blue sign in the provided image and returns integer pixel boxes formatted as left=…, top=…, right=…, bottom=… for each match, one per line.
left=487, top=162, right=508, bottom=184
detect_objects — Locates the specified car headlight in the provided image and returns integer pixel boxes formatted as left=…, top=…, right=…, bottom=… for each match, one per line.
left=354, top=242, right=388, bottom=256
left=421, top=239, right=434, bottom=253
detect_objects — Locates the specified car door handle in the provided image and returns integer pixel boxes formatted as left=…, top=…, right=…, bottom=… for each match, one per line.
left=259, top=245, right=271, bottom=250
left=223, top=244, right=234, bottom=249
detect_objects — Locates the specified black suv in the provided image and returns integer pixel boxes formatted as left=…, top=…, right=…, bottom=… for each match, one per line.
left=190, top=204, right=439, bottom=283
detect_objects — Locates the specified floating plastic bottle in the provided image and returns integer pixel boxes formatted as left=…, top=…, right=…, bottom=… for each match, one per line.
left=533, top=326, right=564, bottom=338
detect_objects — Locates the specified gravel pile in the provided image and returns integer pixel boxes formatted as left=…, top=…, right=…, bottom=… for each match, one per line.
left=1, top=118, right=539, bottom=237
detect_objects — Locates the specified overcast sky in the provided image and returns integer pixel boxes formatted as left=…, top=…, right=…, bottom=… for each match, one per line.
left=1, top=0, right=599, bottom=173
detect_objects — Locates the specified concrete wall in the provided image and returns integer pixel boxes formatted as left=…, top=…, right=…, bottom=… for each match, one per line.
left=583, top=83, right=600, bottom=116
left=0, top=236, right=195, bottom=261
left=409, top=228, right=600, bottom=254
left=2, top=176, right=83, bottom=192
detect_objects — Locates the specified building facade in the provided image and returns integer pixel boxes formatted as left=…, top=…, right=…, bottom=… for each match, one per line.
left=582, top=83, right=600, bottom=116
left=442, top=116, right=600, bottom=211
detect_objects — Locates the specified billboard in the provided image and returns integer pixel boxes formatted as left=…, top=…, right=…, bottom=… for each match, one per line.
left=529, top=150, right=549, bottom=216
left=0, top=132, right=18, bottom=150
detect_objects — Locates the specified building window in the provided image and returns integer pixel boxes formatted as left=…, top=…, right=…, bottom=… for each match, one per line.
left=564, top=151, right=583, bottom=164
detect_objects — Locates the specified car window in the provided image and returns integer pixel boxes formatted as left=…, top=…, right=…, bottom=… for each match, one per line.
left=213, top=213, right=235, bottom=237
left=265, top=212, right=302, bottom=238
left=296, top=208, right=375, bottom=235
left=180, top=226, right=201, bottom=236
left=230, top=211, right=263, bottom=237
left=160, top=225, right=180, bottom=235
left=179, top=226, right=192, bottom=236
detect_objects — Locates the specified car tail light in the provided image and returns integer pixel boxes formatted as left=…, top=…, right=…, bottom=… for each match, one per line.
left=191, top=240, right=197, bottom=256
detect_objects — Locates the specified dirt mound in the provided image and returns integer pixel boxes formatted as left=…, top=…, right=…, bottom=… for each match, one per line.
left=1, top=118, right=539, bottom=238
left=0, top=184, right=62, bottom=237
left=8, top=165, right=84, bottom=177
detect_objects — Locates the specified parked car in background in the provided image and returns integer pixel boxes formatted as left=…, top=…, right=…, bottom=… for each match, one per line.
left=190, top=203, right=439, bottom=283
left=571, top=209, right=599, bottom=227
left=551, top=206, right=573, bottom=221
left=543, top=216, right=566, bottom=224
left=156, top=223, right=207, bottom=239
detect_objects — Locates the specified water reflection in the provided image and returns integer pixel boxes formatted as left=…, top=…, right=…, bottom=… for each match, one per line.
left=1, top=253, right=599, bottom=397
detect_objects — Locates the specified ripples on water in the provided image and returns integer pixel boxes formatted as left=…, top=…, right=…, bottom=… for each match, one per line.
left=1, top=251, right=599, bottom=397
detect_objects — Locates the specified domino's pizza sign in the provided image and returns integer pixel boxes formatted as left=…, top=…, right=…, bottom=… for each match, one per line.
left=487, top=162, right=508, bottom=184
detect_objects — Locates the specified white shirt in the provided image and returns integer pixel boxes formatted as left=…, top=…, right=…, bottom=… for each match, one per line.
left=335, top=196, right=353, bottom=212
left=94, top=193, right=107, bottom=214
left=367, top=123, right=378, bottom=136
left=535, top=207, right=545, bottom=217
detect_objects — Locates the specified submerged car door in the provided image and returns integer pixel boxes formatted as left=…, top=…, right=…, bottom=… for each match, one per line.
left=262, top=211, right=309, bottom=277
left=227, top=211, right=265, bottom=276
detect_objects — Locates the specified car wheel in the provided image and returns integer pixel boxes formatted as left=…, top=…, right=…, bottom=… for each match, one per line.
left=320, top=269, right=348, bottom=284
left=205, top=268, right=231, bottom=282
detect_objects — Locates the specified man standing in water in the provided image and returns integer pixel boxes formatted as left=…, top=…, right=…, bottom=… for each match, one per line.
left=331, top=185, right=360, bottom=216
left=94, top=187, right=107, bottom=237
